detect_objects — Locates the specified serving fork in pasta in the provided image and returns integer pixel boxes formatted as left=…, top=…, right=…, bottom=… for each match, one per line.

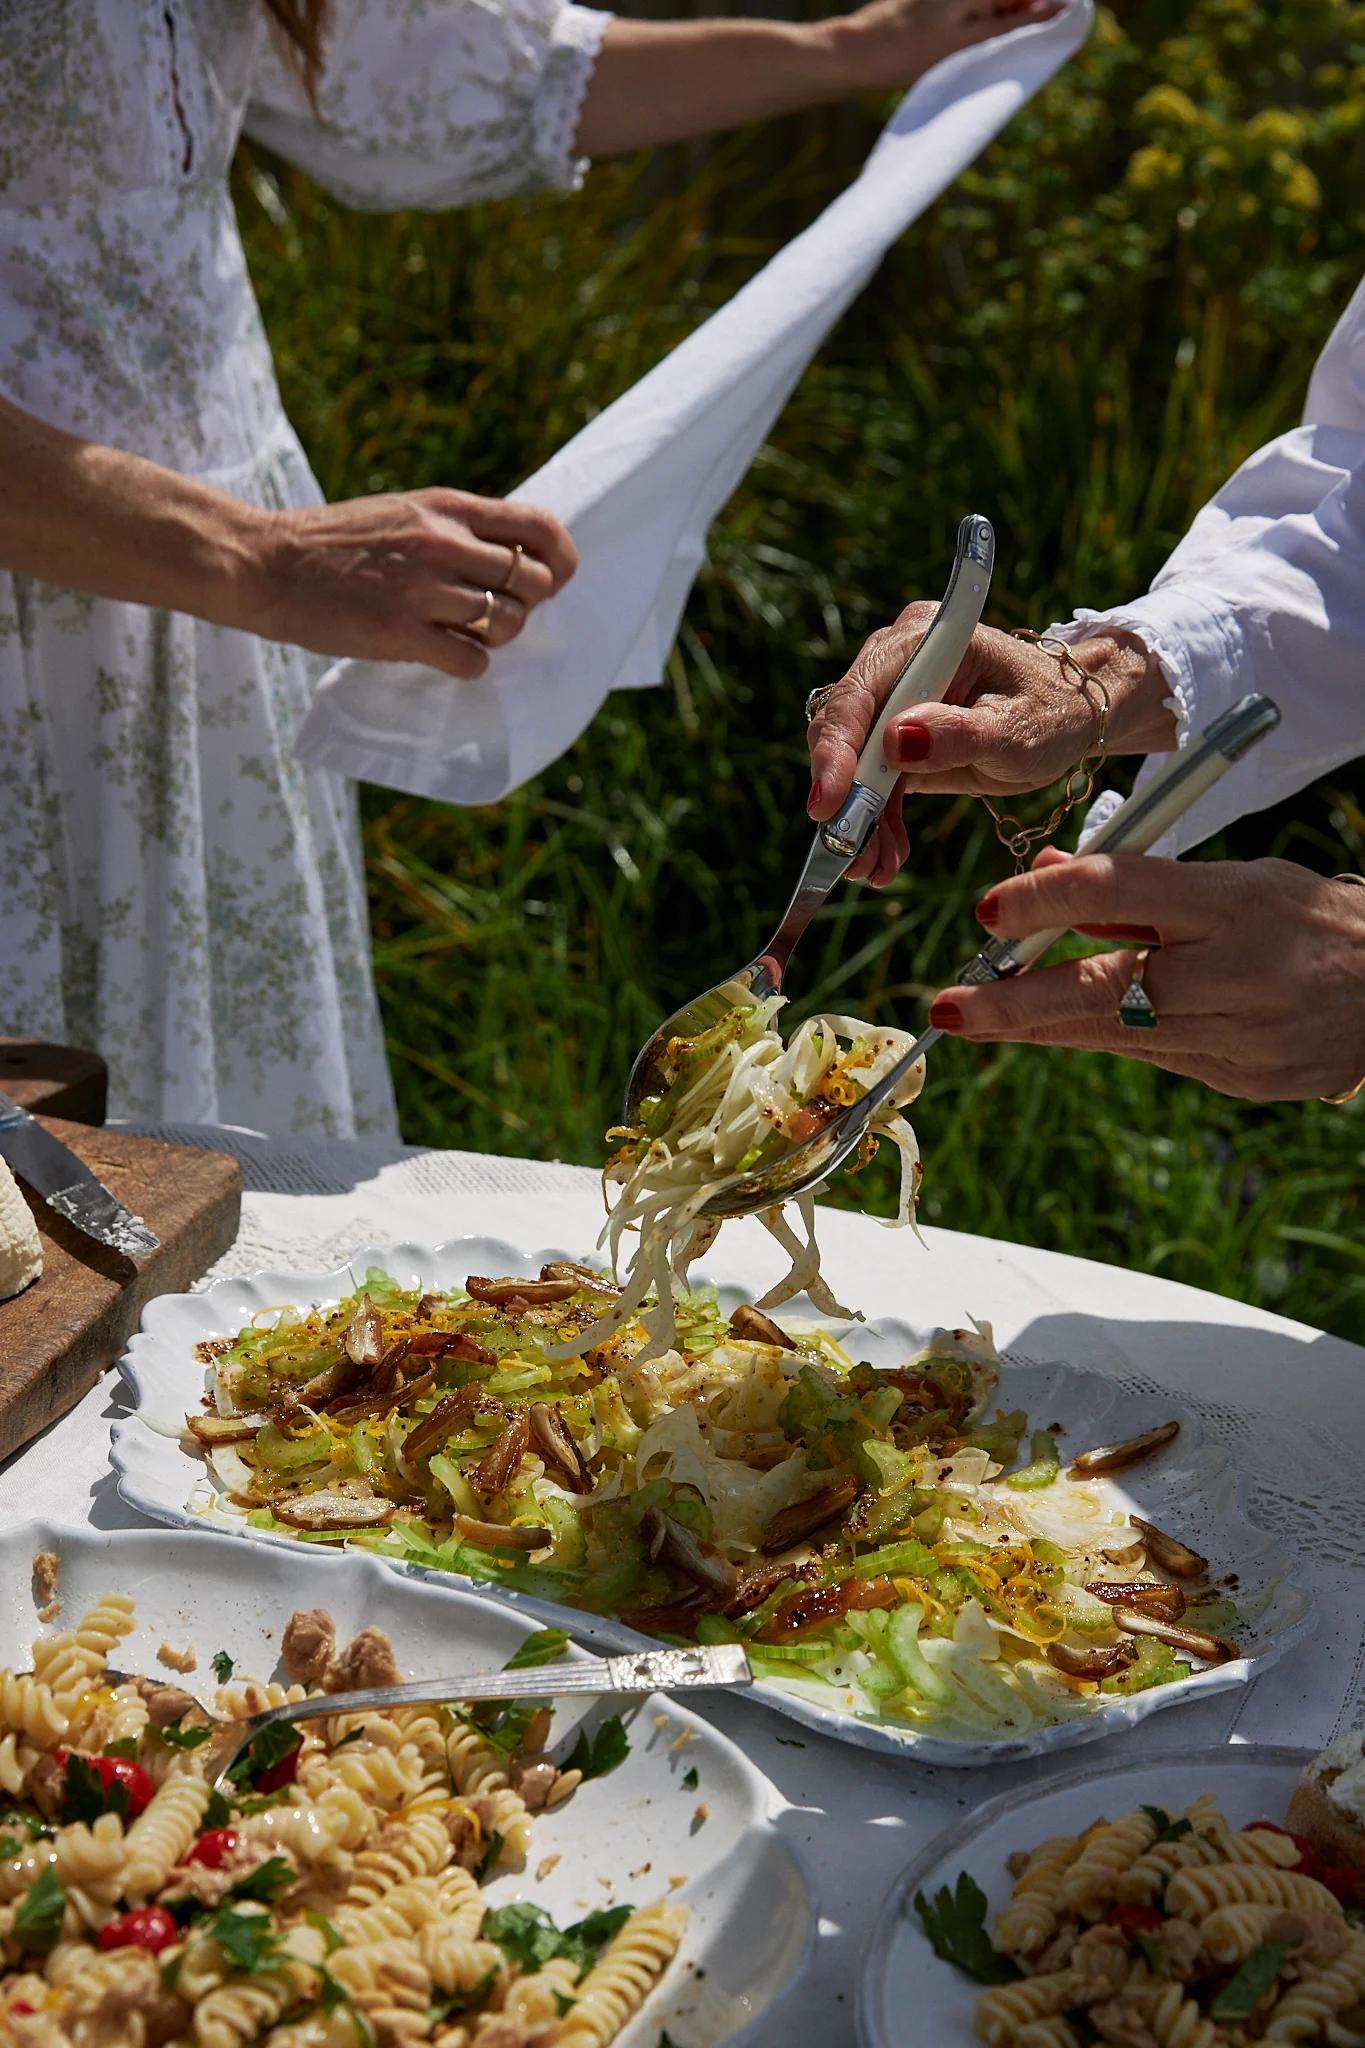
left=101, top=1641, right=751, bottom=1792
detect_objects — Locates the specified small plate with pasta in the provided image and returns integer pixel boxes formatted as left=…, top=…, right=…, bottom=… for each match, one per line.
left=0, top=1521, right=812, bottom=2046
left=857, top=1745, right=1359, bottom=2046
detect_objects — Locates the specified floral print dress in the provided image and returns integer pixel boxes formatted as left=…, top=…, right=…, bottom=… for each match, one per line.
left=0, top=0, right=607, bottom=1136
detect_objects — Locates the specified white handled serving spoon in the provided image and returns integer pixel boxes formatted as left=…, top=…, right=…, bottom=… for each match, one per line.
left=622, top=514, right=996, bottom=1124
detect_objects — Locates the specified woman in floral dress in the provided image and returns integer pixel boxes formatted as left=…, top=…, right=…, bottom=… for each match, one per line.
left=0, top=0, right=1054, bottom=1137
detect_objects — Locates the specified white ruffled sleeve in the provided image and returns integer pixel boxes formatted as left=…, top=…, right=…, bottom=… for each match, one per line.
left=244, top=0, right=612, bottom=210
left=1056, top=271, right=1365, bottom=854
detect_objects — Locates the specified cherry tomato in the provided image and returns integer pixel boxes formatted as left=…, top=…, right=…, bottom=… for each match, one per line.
left=1106, top=1902, right=1164, bottom=1936
left=8, top=2003, right=36, bottom=2016
left=54, top=1751, right=153, bottom=1819
left=98, top=1906, right=177, bottom=1954
left=184, top=1827, right=239, bottom=1870
left=253, top=1740, right=301, bottom=1794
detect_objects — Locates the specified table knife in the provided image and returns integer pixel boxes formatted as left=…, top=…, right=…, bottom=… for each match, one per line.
left=0, top=1091, right=159, bottom=1256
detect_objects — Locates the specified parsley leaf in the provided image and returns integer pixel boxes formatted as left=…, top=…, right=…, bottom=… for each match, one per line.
left=567, top=1716, right=629, bottom=1781
left=305, top=1908, right=343, bottom=1955
left=203, top=1788, right=233, bottom=1830
left=483, top=1901, right=632, bottom=1976
left=319, top=1965, right=375, bottom=2044
left=503, top=1628, right=570, bottom=1671
left=208, top=1906, right=283, bottom=1974
left=1134, top=1932, right=1167, bottom=1976
left=332, top=1726, right=366, bottom=1753
left=103, top=1738, right=139, bottom=1760
left=1140, top=1805, right=1193, bottom=1847
left=211, top=1650, right=236, bottom=1684
left=682, top=1766, right=699, bottom=1792
left=0, top=1811, right=47, bottom=1843
left=154, top=1717, right=212, bottom=1751
left=231, top=1856, right=294, bottom=1904
left=475, top=1828, right=505, bottom=1881
left=225, top=1721, right=300, bottom=1787
left=14, top=1868, right=66, bottom=1954
left=1211, top=1941, right=1291, bottom=2022
left=60, top=1753, right=130, bottom=1826
left=0, top=1837, right=22, bottom=1862
left=913, top=1874, right=1019, bottom=1986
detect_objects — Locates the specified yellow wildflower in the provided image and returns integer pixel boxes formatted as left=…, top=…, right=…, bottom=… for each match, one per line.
left=1279, top=159, right=1322, bottom=210
left=1127, top=146, right=1183, bottom=191
left=1247, top=108, right=1306, bottom=148
left=1136, top=84, right=1204, bottom=127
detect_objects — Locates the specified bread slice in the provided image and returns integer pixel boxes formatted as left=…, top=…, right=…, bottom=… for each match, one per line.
left=1288, top=1737, right=1365, bottom=1875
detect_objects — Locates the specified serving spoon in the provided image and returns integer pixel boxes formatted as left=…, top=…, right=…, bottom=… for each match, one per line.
left=114, top=1644, right=751, bottom=1792
left=622, top=513, right=997, bottom=1124
left=690, top=691, right=1281, bottom=1220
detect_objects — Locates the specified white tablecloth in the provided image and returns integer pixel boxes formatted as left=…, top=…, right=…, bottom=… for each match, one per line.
left=7, top=1126, right=1364, bottom=2043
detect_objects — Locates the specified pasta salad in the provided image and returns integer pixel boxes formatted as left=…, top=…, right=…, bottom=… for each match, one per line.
left=183, top=1266, right=1239, bottom=1742
left=917, top=1796, right=1365, bottom=2045
left=0, top=1595, right=683, bottom=2047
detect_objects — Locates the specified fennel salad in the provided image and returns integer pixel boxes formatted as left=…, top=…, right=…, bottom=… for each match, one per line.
left=559, top=994, right=927, bottom=1366
left=183, top=1266, right=1240, bottom=1741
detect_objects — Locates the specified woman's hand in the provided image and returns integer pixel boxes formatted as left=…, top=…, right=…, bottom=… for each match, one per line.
left=244, top=488, right=578, bottom=680
left=926, top=848, right=1365, bottom=1101
left=830, top=0, right=1062, bottom=91
left=806, top=606, right=1178, bottom=886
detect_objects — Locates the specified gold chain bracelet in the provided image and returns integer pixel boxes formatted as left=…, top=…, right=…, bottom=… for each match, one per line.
left=983, top=630, right=1112, bottom=873
left=1320, top=873, right=1365, bottom=1105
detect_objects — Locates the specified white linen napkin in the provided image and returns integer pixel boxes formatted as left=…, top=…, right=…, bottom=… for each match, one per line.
left=295, top=1, right=1092, bottom=805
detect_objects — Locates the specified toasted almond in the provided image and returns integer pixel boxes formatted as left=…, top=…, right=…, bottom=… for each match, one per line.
left=1130, top=1516, right=1207, bottom=1579
left=1112, top=1606, right=1236, bottom=1662
left=1069, top=1420, right=1180, bottom=1477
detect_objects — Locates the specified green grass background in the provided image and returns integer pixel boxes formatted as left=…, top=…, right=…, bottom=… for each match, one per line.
left=238, top=0, right=1365, bottom=1341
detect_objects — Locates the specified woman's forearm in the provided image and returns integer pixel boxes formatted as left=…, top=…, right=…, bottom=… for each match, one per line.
left=0, top=394, right=265, bottom=625
left=573, top=15, right=867, bottom=158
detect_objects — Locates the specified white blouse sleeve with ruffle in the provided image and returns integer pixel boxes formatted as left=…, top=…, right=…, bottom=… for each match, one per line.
left=1061, top=271, right=1365, bottom=855
left=243, top=0, right=612, bottom=210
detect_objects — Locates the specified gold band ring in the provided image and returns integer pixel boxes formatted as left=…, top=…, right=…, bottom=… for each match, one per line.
left=499, top=542, right=524, bottom=594
left=805, top=681, right=841, bottom=724
left=1320, top=874, right=1365, bottom=1103
left=1116, top=946, right=1158, bottom=1031
left=466, top=589, right=496, bottom=636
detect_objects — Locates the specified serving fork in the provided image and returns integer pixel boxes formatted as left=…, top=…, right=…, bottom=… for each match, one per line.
left=119, top=1643, right=752, bottom=1790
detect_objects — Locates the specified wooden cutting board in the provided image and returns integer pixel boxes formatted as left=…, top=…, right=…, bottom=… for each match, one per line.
left=0, top=1119, right=242, bottom=1465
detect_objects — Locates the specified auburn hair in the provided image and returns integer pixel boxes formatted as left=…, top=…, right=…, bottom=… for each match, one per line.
left=260, top=1, right=332, bottom=102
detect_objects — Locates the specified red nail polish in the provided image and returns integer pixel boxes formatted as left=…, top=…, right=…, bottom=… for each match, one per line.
left=977, top=891, right=1002, bottom=928
left=892, top=722, right=932, bottom=764
left=929, top=998, right=964, bottom=1032
left=807, top=780, right=822, bottom=811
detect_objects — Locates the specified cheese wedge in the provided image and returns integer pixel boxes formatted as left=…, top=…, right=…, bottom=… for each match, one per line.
left=0, top=1155, right=41, bottom=1300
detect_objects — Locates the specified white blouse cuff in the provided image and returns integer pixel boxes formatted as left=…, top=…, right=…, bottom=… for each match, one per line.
left=1046, top=586, right=1249, bottom=845
left=531, top=4, right=613, bottom=191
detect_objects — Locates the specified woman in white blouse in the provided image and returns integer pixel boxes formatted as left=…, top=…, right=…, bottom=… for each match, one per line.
left=806, top=272, right=1365, bottom=1106
left=0, top=0, right=1051, bottom=1139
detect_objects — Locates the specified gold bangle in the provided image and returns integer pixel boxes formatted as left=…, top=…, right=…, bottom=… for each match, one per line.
left=983, top=631, right=1111, bottom=873
left=1319, top=873, right=1365, bottom=1104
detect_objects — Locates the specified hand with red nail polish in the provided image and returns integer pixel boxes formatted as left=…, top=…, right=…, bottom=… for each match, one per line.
left=805, top=604, right=1177, bottom=886
left=926, top=848, right=1365, bottom=1102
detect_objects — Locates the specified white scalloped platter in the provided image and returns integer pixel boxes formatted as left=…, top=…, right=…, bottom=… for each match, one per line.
left=858, top=1746, right=1313, bottom=2046
left=0, top=1522, right=811, bottom=2047
left=111, top=1236, right=1314, bottom=1767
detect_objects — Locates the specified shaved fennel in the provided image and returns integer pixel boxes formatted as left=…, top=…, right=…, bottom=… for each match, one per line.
left=557, top=995, right=925, bottom=1366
